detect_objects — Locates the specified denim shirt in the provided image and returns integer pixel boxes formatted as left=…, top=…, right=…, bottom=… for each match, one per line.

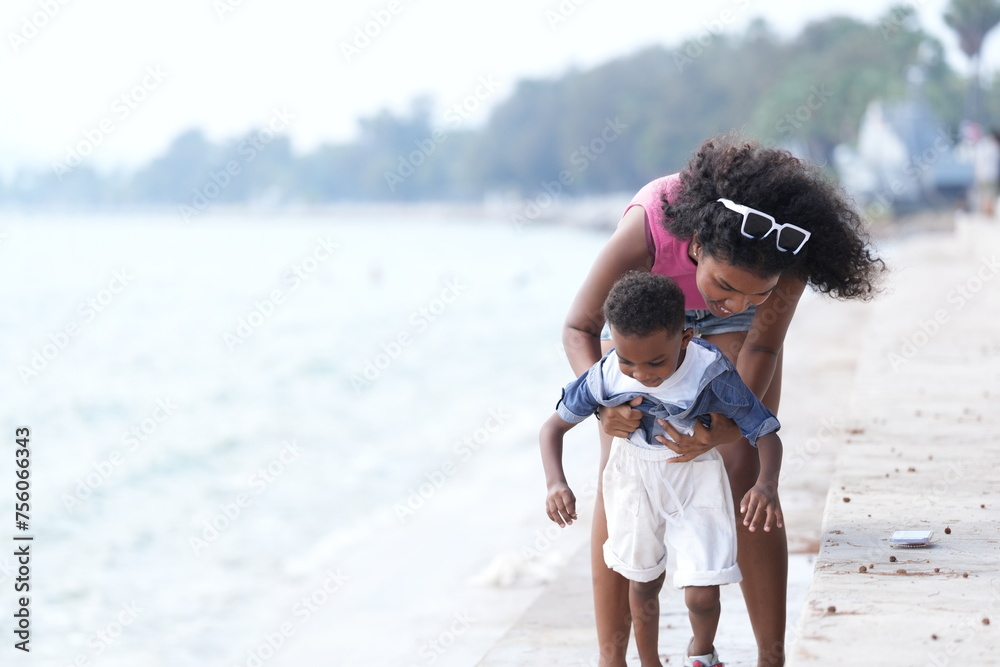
left=556, top=338, right=779, bottom=447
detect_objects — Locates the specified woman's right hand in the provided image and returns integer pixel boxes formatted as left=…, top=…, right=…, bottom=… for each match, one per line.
left=597, top=396, right=643, bottom=438
left=655, top=413, right=741, bottom=462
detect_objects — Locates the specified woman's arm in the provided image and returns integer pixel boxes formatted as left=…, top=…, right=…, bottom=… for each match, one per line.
left=736, top=273, right=806, bottom=401
left=740, top=432, right=784, bottom=532
left=563, top=206, right=652, bottom=437
left=562, top=205, right=651, bottom=376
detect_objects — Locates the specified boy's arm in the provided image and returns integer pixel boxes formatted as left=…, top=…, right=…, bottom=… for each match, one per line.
left=739, top=431, right=784, bottom=533
left=539, top=413, right=579, bottom=527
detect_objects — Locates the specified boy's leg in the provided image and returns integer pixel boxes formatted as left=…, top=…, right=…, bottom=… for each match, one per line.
left=685, top=585, right=721, bottom=656
left=662, top=451, right=741, bottom=664
left=630, top=573, right=666, bottom=667
left=601, top=436, right=672, bottom=667
left=593, top=428, right=631, bottom=667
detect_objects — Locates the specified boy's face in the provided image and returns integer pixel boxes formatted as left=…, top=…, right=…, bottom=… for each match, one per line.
left=610, top=326, right=694, bottom=388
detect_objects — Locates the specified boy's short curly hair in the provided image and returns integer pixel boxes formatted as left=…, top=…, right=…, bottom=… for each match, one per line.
left=603, top=271, right=685, bottom=338
left=663, top=131, right=885, bottom=300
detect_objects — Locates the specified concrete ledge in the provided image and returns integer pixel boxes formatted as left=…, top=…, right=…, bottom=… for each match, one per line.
left=791, top=229, right=1000, bottom=665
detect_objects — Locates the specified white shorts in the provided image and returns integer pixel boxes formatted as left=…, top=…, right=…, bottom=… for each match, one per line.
left=602, top=437, right=743, bottom=587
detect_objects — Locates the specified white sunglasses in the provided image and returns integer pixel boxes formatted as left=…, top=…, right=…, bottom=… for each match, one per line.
left=717, top=198, right=810, bottom=254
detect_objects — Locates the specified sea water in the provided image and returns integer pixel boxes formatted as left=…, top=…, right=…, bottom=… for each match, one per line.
left=0, top=210, right=611, bottom=666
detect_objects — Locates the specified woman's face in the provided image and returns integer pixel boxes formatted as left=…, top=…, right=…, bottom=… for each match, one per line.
left=693, top=250, right=780, bottom=318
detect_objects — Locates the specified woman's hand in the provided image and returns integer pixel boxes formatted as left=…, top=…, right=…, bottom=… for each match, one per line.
left=654, top=414, right=741, bottom=462
left=598, top=397, right=643, bottom=438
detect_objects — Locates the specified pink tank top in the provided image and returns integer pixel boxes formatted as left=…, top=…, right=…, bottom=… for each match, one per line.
left=621, top=174, right=707, bottom=309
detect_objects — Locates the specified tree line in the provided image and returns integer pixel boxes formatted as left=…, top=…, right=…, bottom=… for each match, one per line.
left=5, top=4, right=1000, bottom=210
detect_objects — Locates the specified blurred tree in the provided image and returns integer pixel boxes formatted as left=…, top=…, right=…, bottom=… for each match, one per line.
left=214, top=131, right=296, bottom=205
left=474, top=27, right=788, bottom=198
left=943, top=0, right=1000, bottom=122
left=296, top=143, right=365, bottom=203
left=352, top=97, right=465, bottom=201
left=129, top=129, right=219, bottom=204
left=474, top=78, right=567, bottom=191
left=982, top=69, right=1000, bottom=126
left=748, top=8, right=954, bottom=163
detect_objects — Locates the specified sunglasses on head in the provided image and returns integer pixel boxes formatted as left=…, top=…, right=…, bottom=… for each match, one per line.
left=716, top=198, right=810, bottom=255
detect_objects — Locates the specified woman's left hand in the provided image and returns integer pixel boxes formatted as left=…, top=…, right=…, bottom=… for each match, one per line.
left=654, top=414, right=742, bottom=462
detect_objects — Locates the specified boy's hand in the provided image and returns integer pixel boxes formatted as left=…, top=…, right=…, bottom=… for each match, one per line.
left=546, top=482, right=577, bottom=527
left=740, top=482, right=783, bottom=533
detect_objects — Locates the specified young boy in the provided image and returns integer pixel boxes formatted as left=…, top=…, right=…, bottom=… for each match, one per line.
left=539, top=271, right=784, bottom=667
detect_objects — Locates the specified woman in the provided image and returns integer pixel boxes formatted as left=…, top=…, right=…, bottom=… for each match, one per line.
left=562, top=133, right=883, bottom=667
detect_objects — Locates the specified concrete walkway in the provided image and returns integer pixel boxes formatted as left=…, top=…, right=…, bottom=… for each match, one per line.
left=476, top=218, right=1000, bottom=666
left=790, top=218, right=1000, bottom=665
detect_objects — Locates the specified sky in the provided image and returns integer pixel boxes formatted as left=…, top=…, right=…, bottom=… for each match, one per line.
left=1, top=0, right=994, bottom=174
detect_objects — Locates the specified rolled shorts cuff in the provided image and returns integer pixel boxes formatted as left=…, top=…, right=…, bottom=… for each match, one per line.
left=673, top=563, right=743, bottom=589
left=603, top=543, right=666, bottom=583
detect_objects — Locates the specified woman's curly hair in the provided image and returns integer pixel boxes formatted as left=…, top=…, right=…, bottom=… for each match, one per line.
left=663, top=132, right=885, bottom=300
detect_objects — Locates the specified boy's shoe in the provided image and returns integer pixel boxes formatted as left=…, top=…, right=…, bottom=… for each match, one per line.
left=684, top=653, right=722, bottom=667
left=685, top=639, right=723, bottom=667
